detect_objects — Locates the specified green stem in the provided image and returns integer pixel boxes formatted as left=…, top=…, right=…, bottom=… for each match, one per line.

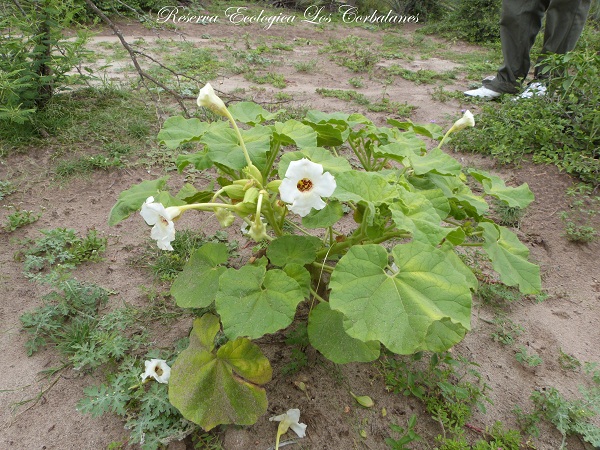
left=225, top=109, right=253, bottom=168
left=263, top=139, right=282, bottom=180
left=437, top=128, right=453, bottom=149
left=179, top=202, right=238, bottom=212
left=309, top=288, right=327, bottom=303
left=348, top=138, right=369, bottom=170
left=460, top=242, right=484, bottom=247
left=284, top=218, right=311, bottom=236
left=312, top=261, right=334, bottom=273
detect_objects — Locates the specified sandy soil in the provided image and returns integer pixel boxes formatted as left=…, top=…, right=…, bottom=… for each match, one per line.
left=1, top=11, right=599, bottom=450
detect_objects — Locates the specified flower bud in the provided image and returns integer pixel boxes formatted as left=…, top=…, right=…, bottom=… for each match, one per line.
left=222, top=184, right=246, bottom=200
left=448, top=110, right=475, bottom=133
left=244, top=164, right=264, bottom=186
left=196, top=83, right=228, bottom=117
left=214, top=207, right=235, bottom=227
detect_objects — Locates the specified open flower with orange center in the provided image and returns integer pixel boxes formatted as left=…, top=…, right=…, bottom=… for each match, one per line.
left=279, top=159, right=336, bottom=217
left=140, top=196, right=182, bottom=251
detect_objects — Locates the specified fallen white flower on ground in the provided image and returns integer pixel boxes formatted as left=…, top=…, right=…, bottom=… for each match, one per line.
left=270, top=408, right=307, bottom=450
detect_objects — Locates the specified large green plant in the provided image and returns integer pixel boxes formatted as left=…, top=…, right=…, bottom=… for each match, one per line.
left=0, top=0, right=90, bottom=125
left=110, top=86, right=540, bottom=433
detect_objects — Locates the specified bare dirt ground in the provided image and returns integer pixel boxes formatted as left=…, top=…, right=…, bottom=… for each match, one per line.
left=1, top=10, right=599, bottom=450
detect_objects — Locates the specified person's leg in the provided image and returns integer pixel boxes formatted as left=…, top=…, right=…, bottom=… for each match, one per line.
left=484, top=0, right=548, bottom=94
left=534, top=0, right=592, bottom=78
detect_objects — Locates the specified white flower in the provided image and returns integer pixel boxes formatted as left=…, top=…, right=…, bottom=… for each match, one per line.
left=279, top=159, right=336, bottom=217
left=140, top=196, right=182, bottom=251
left=269, top=408, right=307, bottom=439
left=196, top=82, right=228, bottom=117
left=141, top=359, right=171, bottom=384
left=449, top=110, right=475, bottom=133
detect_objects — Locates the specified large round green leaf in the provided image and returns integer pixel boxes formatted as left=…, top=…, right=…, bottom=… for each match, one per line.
left=267, top=235, right=322, bottom=267
left=479, top=221, right=541, bottom=294
left=216, top=265, right=305, bottom=339
left=170, top=243, right=228, bottom=309
left=169, top=315, right=272, bottom=431
left=307, top=302, right=380, bottom=364
left=329, top=243, right=472, bottom=354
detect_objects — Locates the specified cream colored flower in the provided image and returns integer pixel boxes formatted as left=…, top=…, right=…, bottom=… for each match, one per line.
left=270, top=408, right=307, bottom=440
left=196, top=83, right=228, bottom=117
left=279, top=159, right=336, bottom=217
left=449, top=110, right=475, bottom=133
left=141, top=359, right=171, bottom=384
left=140, top=196, right=182, bottom=251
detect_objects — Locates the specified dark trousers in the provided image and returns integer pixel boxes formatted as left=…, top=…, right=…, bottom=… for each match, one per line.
left=484, top=0, right=592, bottom=94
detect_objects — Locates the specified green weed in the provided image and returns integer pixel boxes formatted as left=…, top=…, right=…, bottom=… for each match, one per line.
left=0, top=180, right=15, bottom=200
left=20, top=228, right=107, bottom=274
left=515, top=363, right=600, bottom=449
left=20, top=278, right=110, bottom=357
left=560, top=183, right=598, bottom=243
left=491, top=198, right=525, bottom=227
left=382, top=351, right=491, bottom=439
left=143, top=230, right=207, bottom=282
left=515, top=346, right=543, bottom=368
left=322, top=35, right=380, bottom=73
left=54, top=154, right=124, bottom=179
left=385, top=414, right=421, bottom=449
left=348, top=77, right=364, bottom=88
left=293, top=60, right=318, bottom=73
left=491, top=314, right=524, bottom=346
left=280, top=324, right=309, bottom=376
left=559, top=349, right=582, bottom=372
left=245, top=71, right=287, bottom=88
left=77, top=351, right=197, bottom=449
left=385, top=66, right=457, bottom=84
left=4, top=207, right=41, bottom=231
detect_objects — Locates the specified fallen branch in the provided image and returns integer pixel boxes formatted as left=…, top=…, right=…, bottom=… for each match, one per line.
left=82, top=0, right=190, bottom=116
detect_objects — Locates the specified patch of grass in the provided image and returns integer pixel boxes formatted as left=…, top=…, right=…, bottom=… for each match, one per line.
left=431, top=86, right=469, bottom=102
left=0, top=87, right=157, bottom=154
left=166, top=47, right=223, bottom=80
left=560, top=183, right=599, bottom=243
left=245, top=71, right=287, bottom=88
left=293, top=60, right=317, bottom=73
left=4, top=207, right=41, bottom=231
left=316, top=88, right=370, bottom=105
left=322, top=35, right=380, bottom=73
left=54, top=154, right=124, bottom=179
left=385, top=65, right=457, bottom=84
